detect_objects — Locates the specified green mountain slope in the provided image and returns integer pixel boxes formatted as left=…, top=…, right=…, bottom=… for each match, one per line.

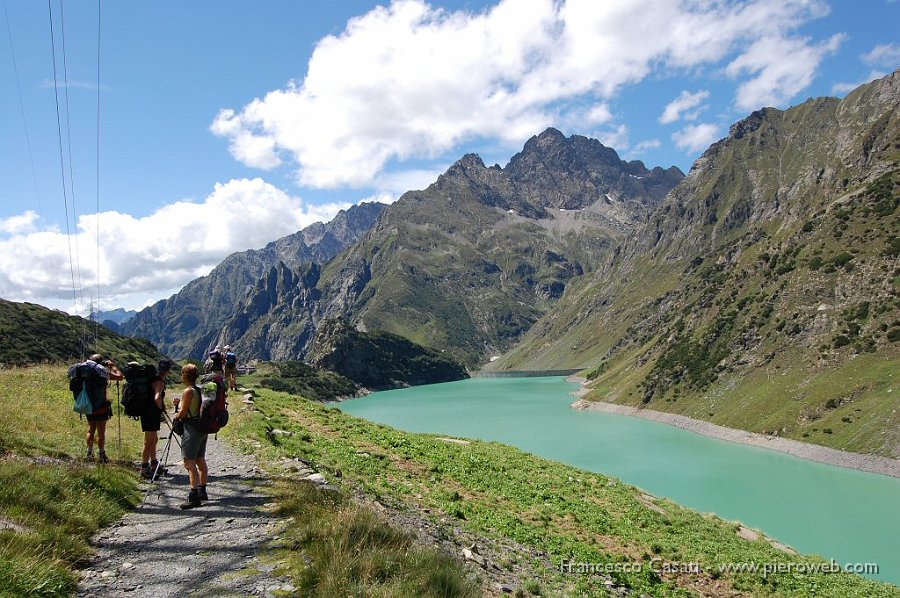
left=496, top=71, right=900, bottom=458
left=0, top=299, right=166, bottom=366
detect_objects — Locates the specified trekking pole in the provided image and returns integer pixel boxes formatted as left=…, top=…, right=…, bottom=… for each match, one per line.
left=116, top=381, right=122, bottom=457
left=139, top=425, right=175, bottom=508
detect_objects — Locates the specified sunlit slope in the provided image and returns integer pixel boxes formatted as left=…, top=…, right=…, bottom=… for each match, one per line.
left=496, top=71, right=900, bottom=457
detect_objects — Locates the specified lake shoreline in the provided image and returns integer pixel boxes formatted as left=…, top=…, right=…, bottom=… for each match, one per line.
left=566, top=376, right=900, bottom=478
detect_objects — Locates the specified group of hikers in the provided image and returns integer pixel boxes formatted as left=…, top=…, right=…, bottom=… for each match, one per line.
left=70, top=344, right=238, bottom=510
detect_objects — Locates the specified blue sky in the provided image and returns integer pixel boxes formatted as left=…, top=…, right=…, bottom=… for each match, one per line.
left=1, top=0, right=898, bottom=315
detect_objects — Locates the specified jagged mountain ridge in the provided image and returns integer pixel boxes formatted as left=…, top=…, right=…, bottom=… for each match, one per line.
left=496, top=71, right=900, bottom=457
left=121, top=202, right=386, bottom=358
left=217, top=129, right=684, bottom=366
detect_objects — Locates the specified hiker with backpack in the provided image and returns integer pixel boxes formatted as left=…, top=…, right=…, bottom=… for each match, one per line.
left=223, top=345, right=238, bottom=391
left=173, top=363, right=209, bottom=509
left=205, top=345, right=225, bottom=376
left=137, top=359, right=174, bottom=479
left=70, top=354, right=123, bottom=463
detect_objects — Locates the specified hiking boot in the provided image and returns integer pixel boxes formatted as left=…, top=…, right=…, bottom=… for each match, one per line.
left=198, top=485, right=208, bottom=502
left=179, top=489, right=202, bottom=510
left=86, top=449, right=94, bottom=461
left=140, top=463, right=152, bottom=479
left=150, top=460, right=167, bottom=476
left=98, top=451, right=109, bottom=464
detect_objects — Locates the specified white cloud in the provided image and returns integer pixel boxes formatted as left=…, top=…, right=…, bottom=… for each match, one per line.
left=0, top=211, right=39, bottom=235
left=597, top=124, right=629, bottom=150
left=672, top=123, right=721, bottom=153
left=727, top=33, right=845, bottom=111
left=628, top=139, right=662, bottom=159
left=659, top=90, right=709, bottom=124
left=861, top=43, right=900, bottom=67
left=213, top=0, right=837, bottom=188
left=0, top=179, right=349, bottom=313
left=585, top=103, right=614, bottom=125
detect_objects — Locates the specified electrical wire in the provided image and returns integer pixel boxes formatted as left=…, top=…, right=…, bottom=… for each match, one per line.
left=48, top=0, right=83, bottom=350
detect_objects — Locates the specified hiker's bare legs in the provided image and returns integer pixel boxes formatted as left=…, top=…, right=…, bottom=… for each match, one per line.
left=184, top=458, right=199, bottom=488
left=86, top=421, right=98, bottom=453
left=96, top=421, right=107, bottom=453
left=142, top=431, right=159, bottom=464
left=197, top=457, right=208, bottom=486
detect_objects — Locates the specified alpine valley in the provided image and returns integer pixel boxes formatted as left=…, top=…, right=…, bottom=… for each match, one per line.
left=124, top=70, right=898, bottom=458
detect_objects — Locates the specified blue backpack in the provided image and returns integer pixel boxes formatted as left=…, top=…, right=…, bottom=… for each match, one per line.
left=68, top=362, right=107, bottom=416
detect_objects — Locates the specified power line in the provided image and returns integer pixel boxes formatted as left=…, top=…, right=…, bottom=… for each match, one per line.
left=95, top=0, right=102, bottom=339
left=59, top=0, right=85, bottom=314
left=48, top=0, right=82, bottom=334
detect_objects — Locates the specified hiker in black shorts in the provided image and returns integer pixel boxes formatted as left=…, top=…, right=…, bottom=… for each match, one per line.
left=85, top=354, right=123, bottom=463
left=140, top=359, right=173, bottom=479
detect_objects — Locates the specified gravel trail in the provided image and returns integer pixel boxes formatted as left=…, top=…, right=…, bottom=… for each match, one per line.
left=77, top=425, right=294, bottom=597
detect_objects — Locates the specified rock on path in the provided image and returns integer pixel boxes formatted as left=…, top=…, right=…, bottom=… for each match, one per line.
left=78, top=430, right=294, bottom=597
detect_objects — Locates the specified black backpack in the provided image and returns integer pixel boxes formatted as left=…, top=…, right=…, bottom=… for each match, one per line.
left=121, top=363, right=157, bottom=419
left=68, top=362, right=107, bottom=415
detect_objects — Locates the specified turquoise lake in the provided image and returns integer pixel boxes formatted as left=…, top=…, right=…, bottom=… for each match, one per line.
left=338, top=376, right=900, bottom=585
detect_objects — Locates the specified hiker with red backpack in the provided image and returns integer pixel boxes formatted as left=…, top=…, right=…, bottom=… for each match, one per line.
left=173, top=364, right=209, bottom=509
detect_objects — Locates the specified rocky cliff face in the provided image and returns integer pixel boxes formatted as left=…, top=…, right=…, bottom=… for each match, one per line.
left=217, top=128, right=683, bottom=366
left=121, top=202, right=385, bottom=358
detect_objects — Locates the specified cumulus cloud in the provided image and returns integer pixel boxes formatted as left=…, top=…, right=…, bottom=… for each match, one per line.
left=861, top=43, right=900, bottom=67
left=659, top=90, right=709, bottom=124
left=213, top=0, right=837, bottom=188
left=0, top=179, right=349, bottom=313
left=628, top=139, right=662, bottom=159
left=585, top=103, right=614, bottom=125
left=727, top=33, right=845, bottom=111
left=597, top=124, right=629, bottom=151
left=0, top=211, right=39, bottom=235
left=672, top=123, right=721, bottom=153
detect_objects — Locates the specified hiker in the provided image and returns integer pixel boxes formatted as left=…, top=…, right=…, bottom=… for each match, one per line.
left=223, top=344, right=238, bottom=391
left=206, top=345, right=225, bottom=376
left=84, top=354, right=123, bottom=463
left=174, top=363, right=209, bottom=509
left=140, top=359, right=173, bottom=479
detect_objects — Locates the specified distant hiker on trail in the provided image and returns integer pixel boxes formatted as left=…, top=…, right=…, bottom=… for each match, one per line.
left=78, top=354, right=123, bottom=463
left=224, top=345, right=238, bottom=391
left=205, top=345, right=225, bottom=376
left=174, top=363, right=209, bottom=510
left=140, top=359, right=173, bottom=479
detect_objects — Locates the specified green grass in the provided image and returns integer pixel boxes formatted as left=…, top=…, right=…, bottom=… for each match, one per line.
left=269, top=479, right=478, bottom=597
left=222, top=384, right=900, bottom=597
left=0, top=365, right=144, bottom=597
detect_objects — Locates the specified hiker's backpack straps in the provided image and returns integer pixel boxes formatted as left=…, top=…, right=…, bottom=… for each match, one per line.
left=121, top=362, right=158, bottom=420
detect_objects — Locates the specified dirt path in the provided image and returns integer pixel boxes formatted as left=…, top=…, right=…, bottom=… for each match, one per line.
left=77, top=427, right=295, bottom=597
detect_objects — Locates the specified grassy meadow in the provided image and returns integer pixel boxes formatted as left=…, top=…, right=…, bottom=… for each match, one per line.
left=0, top=365, right=144, bottom=597
left=222, top=381, right=900, bottom=597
